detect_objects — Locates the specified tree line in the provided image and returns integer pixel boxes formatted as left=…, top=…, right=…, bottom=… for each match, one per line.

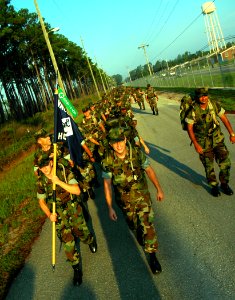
left=0, top=0, right=112, bottom=124
left=127, top=44, right=235, bottom=82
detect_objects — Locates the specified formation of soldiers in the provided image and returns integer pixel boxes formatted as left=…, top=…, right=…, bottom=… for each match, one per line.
left=33, top=84, right=163, bottom=286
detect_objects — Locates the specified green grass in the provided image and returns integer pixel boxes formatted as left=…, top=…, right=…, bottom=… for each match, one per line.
left=0, top=153, right=46, bottom=299
left=0, top=94, right=100, bottom=298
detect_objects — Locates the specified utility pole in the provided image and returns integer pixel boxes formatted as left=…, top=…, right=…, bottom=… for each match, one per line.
left=138, top=44, right=153, bottom=76
left=80, top=37, right=101, bottom=99
left=95, top=56, right=106, bottom=94
left=34, top=0, right=64, bottom=90
left=126, top=66, right=132, bottom=82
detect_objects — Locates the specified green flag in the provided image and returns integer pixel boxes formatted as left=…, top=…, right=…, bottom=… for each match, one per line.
left=58, top=87, right=78, bottom=118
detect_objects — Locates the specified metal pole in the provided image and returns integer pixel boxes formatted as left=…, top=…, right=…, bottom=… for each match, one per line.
left=138, top=44, right=153, bottom=76
left=80, top=37, right=101, bottom=99
left=95, top=57, right=106, bottom=94
left=34, top=0, right=64, bottom=91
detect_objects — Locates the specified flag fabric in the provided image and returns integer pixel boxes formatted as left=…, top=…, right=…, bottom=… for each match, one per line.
left=54, top=90, right=84, bottom=167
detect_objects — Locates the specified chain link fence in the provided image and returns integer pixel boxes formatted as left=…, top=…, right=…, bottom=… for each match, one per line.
left=129, top=54, right=235, bottom=89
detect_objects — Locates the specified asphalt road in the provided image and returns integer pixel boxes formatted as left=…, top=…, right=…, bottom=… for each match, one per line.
left=6, top=97, right=235, bottom=300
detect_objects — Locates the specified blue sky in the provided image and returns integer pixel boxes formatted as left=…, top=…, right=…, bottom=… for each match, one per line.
left=11, top=0, right=235, bottom=79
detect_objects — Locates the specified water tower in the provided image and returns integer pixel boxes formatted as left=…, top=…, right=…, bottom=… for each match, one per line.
left=202, top=2, right=226, bottom=53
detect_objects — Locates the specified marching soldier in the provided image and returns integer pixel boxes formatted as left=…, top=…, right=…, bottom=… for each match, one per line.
left=146, top=84, right=159, bottom=115
left=35, top=153, right=97, bottom=286
left=101, top=127, right=164, bottom=274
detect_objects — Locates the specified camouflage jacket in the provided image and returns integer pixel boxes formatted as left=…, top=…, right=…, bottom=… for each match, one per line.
left=146, top=87, right=157, bottom=99
left=102, top=143, right=150, bottom=194
left=185, top=100, right=225, bottom=141
left=36, top=162, right=79, bottom=208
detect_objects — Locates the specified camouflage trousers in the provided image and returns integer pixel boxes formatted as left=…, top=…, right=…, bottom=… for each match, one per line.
left=136, top=99, right=145, bottom=110
left=149, top=98, right=158, bottom=115
left=56, top=200, right=93, bottom=266
left=199, top=141, right=231, bottom=186
left=118, top=188, right=158, bottom=253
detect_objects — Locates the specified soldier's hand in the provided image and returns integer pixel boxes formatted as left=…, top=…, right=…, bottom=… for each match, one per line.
left=49, top=213, right=57, bottom=222
left=194, top=143, right=204, bottom=154
left=144, top=146, right=150, bottom=154
left=90, top=157, right=95, bottom=163
left=51, top=175, right=60, bottom=185
left=230, top=135, right=235, bottom=144
left=156, top=189, right=164, bottom=202
left=109, top=207, right=117, bottom=221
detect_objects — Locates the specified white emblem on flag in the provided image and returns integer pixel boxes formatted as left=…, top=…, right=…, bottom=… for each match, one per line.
left=61, top=117, right=73, bottom=137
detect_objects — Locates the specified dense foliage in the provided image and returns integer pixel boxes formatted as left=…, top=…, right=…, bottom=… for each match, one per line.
left=0, top=0, right=111, bottom=124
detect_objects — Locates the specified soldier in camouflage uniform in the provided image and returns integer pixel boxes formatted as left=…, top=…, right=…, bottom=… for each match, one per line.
left=185, top=87, right=235, bottom=197
left=135, top=87, right=145, bottom=110
left=146, top=84, right=159, bottom=115
left=101, top=127, right=164, bottom=274
left=35, top=153, right=97, bottom=286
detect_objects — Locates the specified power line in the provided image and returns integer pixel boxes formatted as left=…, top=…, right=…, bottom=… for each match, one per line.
left=148, top=0, right=180, bottom=45
left=151, top=0, right=216, bottom=61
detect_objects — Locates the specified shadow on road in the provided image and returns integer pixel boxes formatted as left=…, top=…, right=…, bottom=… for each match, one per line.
left=146, top=142, right=210, bottom=193
left=91, top=175, right=161, bottom=299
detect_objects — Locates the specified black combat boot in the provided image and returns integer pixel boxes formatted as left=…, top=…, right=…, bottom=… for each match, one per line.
left=220, top=183, right=233, bottom=195
left=149, top=253, right=162, bottom=274
left=73, top=263, right=83, bottom=286
left=89, top=238, right=97, bottom=253
left=211, top=185, right=221, bottom=197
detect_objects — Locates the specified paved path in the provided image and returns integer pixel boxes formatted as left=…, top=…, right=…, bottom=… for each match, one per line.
left=6, top=97, right=235, bottom=300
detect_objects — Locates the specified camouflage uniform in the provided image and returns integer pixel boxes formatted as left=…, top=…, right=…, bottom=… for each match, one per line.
left=135, top=88, right=145, bottom=110
left=146, top=86, right=158, bottom=115
left=36, top=157, right=94, bottom=266
left=102, top=139, right=158, bottom=253
left=185, top=100, right=231, bottom=187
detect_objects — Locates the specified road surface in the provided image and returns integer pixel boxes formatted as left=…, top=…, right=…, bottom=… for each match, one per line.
left=6, top=96, right=235, bottom=300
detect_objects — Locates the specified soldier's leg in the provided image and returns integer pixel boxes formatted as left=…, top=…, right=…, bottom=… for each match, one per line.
left=199, top=150, right=217, bottom=186
left=56, top=209, right=80, bottom=266
left=142, top=99, right=145, bottom=110
left=150, top=102, right=155, bottom=115
left=59, top=225, right=83, bottom=286
left=136, top=201, right=161, bottom=274
left=214, top=142, right=231, bottom=184
left=69, top=202, right=97, bottom=253
left=214, top=142, right=233, bottom=195
left=155, top=103, right=159, bottom=115
left=136, top=202, right=158, bottom=253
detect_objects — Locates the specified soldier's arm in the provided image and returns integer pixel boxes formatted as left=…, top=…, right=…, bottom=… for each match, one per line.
left=50, top=176, right=81, bottom=195
left=81, top=141, right=95, bottom=162
left=139, top=136, right=150, bottom=154
left=145, top=166, right=164, bottom=201
left=38, top=198, right=57, bottom=222
left=220, top=114, right=235, bottom=144
left=103, top=178, right=117, bottom=221
left=187, top=123, right=204, bottom=154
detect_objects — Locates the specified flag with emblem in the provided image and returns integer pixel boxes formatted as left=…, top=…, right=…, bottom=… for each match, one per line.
left=54, top=89, right=84, bottom=167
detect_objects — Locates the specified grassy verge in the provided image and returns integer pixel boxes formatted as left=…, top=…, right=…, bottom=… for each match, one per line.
left=0, top=94, right=98, bottom=298
left=0, top=153, right=46, bottom=299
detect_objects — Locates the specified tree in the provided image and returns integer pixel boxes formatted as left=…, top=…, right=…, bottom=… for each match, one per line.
left=112, top=74, right=122, bottom=86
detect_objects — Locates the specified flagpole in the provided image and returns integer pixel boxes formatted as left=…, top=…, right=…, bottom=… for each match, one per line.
left=52, top=82, right=59, bottom=271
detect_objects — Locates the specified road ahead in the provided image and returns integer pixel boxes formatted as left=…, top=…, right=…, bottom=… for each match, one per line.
left=6, top=97, right=235, bottom=300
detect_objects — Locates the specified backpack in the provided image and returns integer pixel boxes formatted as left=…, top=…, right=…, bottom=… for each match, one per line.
left=180, top=94, right=195, bottom=130
left=180, top=94, right=219, bottom=131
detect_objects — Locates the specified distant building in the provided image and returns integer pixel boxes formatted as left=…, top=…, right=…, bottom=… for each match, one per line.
left=219, top=46, right=235, bottom=61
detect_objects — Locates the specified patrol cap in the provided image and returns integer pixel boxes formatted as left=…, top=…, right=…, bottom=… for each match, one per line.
left=195, top=87, right=208, bottom=98
left=34, top=128, right=48, bottom=141
left=82, top=106, right=90, bottom=113
left=108, top=127, right=125, bottom=143
left=34, top=152, right=51, bottom=168
left=89, top=102, right=95, bottom=108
